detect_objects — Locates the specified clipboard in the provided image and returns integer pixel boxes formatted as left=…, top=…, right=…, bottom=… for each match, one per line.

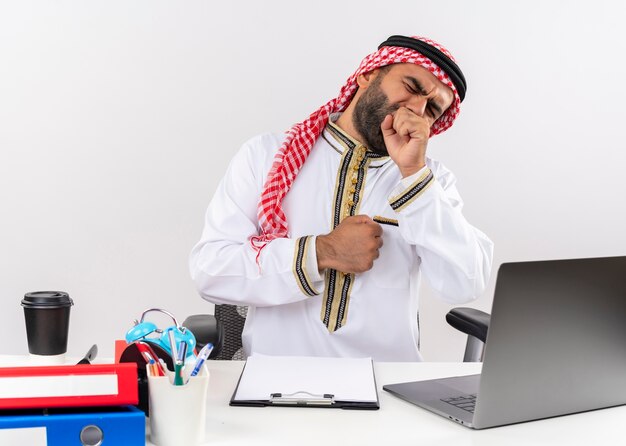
left=229, top=355, right=379, bottom=410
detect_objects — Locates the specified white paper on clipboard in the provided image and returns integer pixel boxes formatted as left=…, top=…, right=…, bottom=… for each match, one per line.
left=233, top=354, right=377, bottom=403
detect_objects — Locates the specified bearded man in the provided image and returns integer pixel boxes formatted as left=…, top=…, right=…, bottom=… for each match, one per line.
left=189, top=35, right=494, bottom=361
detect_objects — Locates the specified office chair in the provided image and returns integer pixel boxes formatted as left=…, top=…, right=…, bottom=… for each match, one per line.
left=210, top=305, right=247, bottom=360
left=183, top=305, right=248, bottom=360
left=445, top=307, right=490, bottom=362
left=185, top=305, right=490, bottom=362
left=182, top=313, right=223, bottom=359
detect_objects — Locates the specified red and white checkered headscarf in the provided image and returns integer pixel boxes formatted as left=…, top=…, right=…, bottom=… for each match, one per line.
left=251, top=36, right=462, bottom=255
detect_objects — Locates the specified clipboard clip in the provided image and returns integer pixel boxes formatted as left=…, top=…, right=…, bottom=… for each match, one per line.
left=269, top=391, right=335, bottom=406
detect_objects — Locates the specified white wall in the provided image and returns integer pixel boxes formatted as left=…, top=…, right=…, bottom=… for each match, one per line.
left=1, top=0, right=624, bottom=361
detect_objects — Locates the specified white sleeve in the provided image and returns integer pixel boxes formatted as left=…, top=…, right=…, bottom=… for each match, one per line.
left=388, top=161, right=494, bottom=303
left=189, top=135, right=324, bottom=307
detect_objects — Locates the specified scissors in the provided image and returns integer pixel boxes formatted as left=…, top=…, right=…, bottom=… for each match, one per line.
left=125, top=308, right=196, bottom=359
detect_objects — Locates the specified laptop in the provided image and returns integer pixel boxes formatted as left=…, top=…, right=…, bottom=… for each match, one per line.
left=383, top=256, right=626, bottom=429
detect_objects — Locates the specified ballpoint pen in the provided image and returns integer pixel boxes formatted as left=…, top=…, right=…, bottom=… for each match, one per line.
left=173, top=360, right=184, bottom=386
left=173, top=340, right=186, bottom=386
left=147, top=359, right=157, bottom=377
left=136, top=342, right=165, bottom=376
left=167, top=330, right=178, bottom=363
left=177, top=340, right=187, bottom=364
left=190, top=343, right=214, bottom=378
left=167, top=330, right=185, bottom=385
left=141, top=351, right=166, bottom=376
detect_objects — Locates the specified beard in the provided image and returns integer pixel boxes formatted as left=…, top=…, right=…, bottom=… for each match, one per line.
left=352, top=80, right=399, bottom=156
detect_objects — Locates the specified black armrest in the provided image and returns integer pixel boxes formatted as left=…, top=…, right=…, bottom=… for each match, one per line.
left=446, top=307, right=490, bottom=343
left=183, top=314, right=223, bottom=359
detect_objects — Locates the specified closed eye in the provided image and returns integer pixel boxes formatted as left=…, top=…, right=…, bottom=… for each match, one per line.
left=404, top=79, right=443, bottom=119
left=428, top=103, right=442, bottom=119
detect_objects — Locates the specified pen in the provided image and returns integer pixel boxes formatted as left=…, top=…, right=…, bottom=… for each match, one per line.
left=166, top=330, right=185, bottom=385
left=158, top=358, right=168, bottom=372
left=190, top=343, right=214, bottom=377
left=147, top=359, right=156, bottom=377
left=173, top=339, right=186, bottom=386
left=177, top=340, right=187, bottom=364
left=142, top=351, right=166, bottom=377
left=173, top=360, right=184, bottom=386
left=135, top=341, right=165, bottom=376
left=167, top=330, right=178, bottom=363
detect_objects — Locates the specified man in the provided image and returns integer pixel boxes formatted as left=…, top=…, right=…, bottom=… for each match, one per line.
left=189, top=35, right=493, bottom=361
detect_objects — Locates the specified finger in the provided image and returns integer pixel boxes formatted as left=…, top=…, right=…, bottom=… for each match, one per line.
left=372, top=223, right=383, bottom=237
left=394, top=117, right=429, bottom=141
left=394, top=107, right=429, bottom=125
left=361, top=218, right=382, bottom=233
left=391, top=112, right=413, bottom=137
left=354, top=214, right=374, bottom=224
left=392, top=110, right=422, bottom=131
left=396, top=106, right=421, bottom=120
left=380, top=114, right=396, bottom=137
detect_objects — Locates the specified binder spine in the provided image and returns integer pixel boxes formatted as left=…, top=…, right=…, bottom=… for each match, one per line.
left=0, top=363, right=139, bottom=409
left=0, top=405, right=145, bottom=446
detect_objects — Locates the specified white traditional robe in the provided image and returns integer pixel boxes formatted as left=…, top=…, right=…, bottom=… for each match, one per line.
left=190, top=119, right=493, bottom=361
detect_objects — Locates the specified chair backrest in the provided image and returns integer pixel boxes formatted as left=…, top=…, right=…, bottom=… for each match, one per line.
left=213, top=304, right=248, bottom=360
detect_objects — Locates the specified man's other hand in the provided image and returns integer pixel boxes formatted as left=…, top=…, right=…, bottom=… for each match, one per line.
left=381, top=107, right=429, bottom=178
left=316, top=215, right=383, bottom=274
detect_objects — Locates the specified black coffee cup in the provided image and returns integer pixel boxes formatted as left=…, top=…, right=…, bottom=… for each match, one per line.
left=22, top=291, right=74, bottom=359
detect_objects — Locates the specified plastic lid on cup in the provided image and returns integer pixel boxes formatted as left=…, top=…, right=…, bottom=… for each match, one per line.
left=21, top=291, right=74, bottom=309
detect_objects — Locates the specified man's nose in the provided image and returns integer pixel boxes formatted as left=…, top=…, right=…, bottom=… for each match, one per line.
left=406, top=96, right=428, bottom=117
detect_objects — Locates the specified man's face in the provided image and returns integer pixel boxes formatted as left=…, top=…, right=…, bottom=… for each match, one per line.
left=352, top=64, right=454, bottom=155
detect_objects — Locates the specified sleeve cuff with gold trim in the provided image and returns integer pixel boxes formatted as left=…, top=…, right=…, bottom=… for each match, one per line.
left=293, top=236, right=323, bottom=296
left=388, top=166, right=435, bottom=213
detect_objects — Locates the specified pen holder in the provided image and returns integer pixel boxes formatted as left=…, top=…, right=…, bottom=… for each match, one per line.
left=147, top=367, right=209, bottom=446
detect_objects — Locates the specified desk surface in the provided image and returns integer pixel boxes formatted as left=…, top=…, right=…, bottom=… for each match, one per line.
left=1, top=357, right=623, bottom=445
left=148, top=361, right=625, bottom=446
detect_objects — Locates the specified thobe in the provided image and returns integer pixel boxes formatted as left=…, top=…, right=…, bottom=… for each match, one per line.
left=190, top=118, right=493, bottom=361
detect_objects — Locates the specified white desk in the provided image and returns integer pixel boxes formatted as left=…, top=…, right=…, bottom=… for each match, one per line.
left=1, top=357, right=624, bottom=445
left=147, top=361, right=626, bottom=446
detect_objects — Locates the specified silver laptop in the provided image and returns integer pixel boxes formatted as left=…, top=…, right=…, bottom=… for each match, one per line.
left=383, top=256, right=626, bottom=429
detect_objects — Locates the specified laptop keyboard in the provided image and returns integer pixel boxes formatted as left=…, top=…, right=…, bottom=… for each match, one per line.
left=441, top=394, right=477, bottom=413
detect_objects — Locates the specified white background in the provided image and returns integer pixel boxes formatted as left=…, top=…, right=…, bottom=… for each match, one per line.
left=1, top=0, right=624, bottom=361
